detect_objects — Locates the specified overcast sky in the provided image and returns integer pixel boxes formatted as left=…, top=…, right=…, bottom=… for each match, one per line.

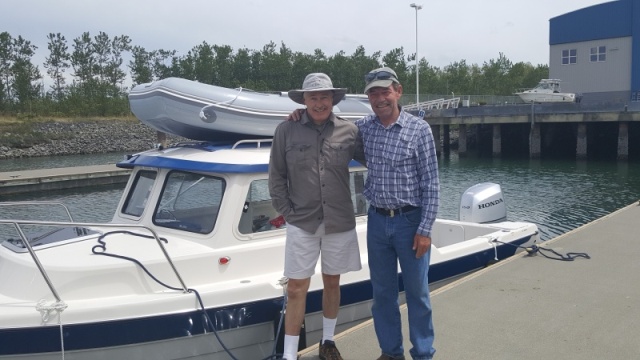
left=3, top=0, right=608, bottom=84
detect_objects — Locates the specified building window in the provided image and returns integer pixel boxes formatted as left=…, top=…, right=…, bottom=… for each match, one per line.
left=561, top=49, right=577, bottom=65
left=590, top=46, right=606, bottom=62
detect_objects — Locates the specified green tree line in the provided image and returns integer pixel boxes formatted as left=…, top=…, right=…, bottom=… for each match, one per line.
left=0, top=31, right=549, bottom=118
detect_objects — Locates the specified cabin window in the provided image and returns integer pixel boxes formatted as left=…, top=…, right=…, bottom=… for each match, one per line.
left=239, top=179, right=281, bottom=234
left=122, top=170, right=157, bottom=217
left=590, top=46, right=606, bottom=62
left=153, top=171, right=224, bottom=234
left=351, top=170, right=368, bottom=216
left=561, top=49, right=577, bottom=65
left=238, top=170, right=369, bottom=235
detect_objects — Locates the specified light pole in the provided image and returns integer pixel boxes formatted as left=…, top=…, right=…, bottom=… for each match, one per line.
left=410, top=3, right=422, bottom=105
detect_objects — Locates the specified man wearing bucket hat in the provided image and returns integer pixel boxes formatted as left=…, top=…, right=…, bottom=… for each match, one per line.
left=288, top=66, right=439, bottom=360
left=269, top=73, right=362, bottom=360
left=359, top=67, right=439, bottom=360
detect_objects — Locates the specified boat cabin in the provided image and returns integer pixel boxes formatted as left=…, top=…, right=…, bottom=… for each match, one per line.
left=531, top=79, right=562, bottom=93
left=114, top=139, right=368, bottom=245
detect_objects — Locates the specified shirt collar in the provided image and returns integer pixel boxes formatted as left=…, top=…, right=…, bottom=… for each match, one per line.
left=301, top=111, right=335, bottom=127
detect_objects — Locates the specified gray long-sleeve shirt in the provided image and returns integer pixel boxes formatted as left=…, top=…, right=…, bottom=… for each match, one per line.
left=268, top=112, right=358, bottom=234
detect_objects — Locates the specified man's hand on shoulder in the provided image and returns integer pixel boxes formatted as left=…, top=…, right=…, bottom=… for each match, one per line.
left=287, top=109, right=305, bottom=122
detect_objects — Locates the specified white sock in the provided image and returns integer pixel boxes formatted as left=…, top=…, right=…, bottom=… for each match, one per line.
left=283, top=334, right=299, bottom=360
left=322, top=316, right=337, bottom=343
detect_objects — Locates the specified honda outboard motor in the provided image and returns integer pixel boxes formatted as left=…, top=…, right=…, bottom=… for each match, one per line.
left=459, top=182, right=507, bottom=223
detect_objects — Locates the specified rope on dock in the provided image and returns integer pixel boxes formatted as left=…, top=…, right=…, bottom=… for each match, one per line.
left=492, top=239, right=591, bottom=261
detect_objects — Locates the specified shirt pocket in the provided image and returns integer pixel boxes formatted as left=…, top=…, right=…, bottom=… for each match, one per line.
left=286, top=143, right=312, bottom=166
left=325, top=141, right=352, bottom=167
left=384, top=141, right=415, bottom=170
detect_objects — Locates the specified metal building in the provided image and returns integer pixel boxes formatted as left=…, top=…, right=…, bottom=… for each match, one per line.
left=549, top=0, right=640, bottom=102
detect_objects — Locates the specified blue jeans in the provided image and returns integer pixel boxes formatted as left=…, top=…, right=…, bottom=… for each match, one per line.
left=367, top=206, right=435, bottom=360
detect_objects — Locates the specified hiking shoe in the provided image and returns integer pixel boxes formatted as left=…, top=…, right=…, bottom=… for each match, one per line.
left=376, top=354, right=406, bottom=360
left=319, top=340, right=342, bottom=360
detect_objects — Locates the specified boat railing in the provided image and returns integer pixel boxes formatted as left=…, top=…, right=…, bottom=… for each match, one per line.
left=0, top=201, right=75, bottom=222
left=0, top=218, right=190, bottom=303
left=232, top=139, right=273, bottom=148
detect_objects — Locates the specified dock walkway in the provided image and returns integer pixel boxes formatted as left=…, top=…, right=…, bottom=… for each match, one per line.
left=300, top=202, right=640, bottom=359
left=0, top=165, right=130, bottom=195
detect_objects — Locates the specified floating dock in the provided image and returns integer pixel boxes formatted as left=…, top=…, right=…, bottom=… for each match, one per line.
left=299, top=201, right=640, bottom=359
left=0, top=165, right=130, bottom=195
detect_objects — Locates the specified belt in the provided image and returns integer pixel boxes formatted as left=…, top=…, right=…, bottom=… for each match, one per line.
left=372, top=205, right=419, bottom=217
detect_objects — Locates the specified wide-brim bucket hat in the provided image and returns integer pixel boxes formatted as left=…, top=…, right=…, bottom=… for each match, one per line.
left=288, top=73, right=347, bottom=105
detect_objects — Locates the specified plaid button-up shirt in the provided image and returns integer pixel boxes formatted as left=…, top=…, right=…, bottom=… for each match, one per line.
left=355, top=108, right=440, bottom=237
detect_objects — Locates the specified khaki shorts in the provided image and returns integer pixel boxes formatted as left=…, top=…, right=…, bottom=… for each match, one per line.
left=284, top=222, right=362, bottom=279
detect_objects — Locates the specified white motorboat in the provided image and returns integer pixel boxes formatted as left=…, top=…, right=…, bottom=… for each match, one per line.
left=0, top=140, right=539, bottom=360
left=128, top=77, right=372, bottom=141
left=515, top=79, right=576, bottom=103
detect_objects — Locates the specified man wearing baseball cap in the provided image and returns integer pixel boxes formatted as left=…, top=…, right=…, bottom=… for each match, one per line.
left=358, top=66, right=440, bottom=360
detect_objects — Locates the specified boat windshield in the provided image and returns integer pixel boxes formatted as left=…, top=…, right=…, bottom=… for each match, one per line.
left=152, top=171, right=225, bottom=234
left=534, top=81, right=561, bottom=92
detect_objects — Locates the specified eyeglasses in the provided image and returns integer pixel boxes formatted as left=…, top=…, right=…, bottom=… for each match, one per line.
left=364, top=70, right=397, bottom=84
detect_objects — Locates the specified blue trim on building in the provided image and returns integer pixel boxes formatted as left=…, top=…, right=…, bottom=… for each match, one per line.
left=549, top=1, right=632, bottom=45
left=632, top=0, right=640, bottom=96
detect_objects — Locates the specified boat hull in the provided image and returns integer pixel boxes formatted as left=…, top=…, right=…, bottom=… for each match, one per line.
left=515, top=79, right=576, bottom=103
left=0, top=142, right=539, bottom=360
left=516, top=92, right=576, bottom=103
left=0, top=234, right=533, bottom=360
left=128, top=77, right=372, bottom=141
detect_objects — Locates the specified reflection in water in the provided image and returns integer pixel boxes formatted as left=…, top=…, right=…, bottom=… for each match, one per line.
left=435, top=153, right=640, bottom=240
left=1, top=184, right=124, bottom=223
left=2, top=153, right=639, bottom=241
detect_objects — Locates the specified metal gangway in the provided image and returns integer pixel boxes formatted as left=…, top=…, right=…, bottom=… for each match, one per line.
left=404, top=97, right=461, bottom=111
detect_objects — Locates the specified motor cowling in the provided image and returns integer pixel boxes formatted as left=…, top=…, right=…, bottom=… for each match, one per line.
left=459, top=182, right=507, bottom=223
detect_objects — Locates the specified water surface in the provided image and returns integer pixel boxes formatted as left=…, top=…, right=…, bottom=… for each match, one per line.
left=2, top=152, right=639, bottom=241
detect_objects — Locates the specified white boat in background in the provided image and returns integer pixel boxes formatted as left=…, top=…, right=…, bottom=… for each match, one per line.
left=128, top=77, right=372, bottom=141
left=515, top=79, right=576, bottom=103
left=0, top=140, right=539, bottom=360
